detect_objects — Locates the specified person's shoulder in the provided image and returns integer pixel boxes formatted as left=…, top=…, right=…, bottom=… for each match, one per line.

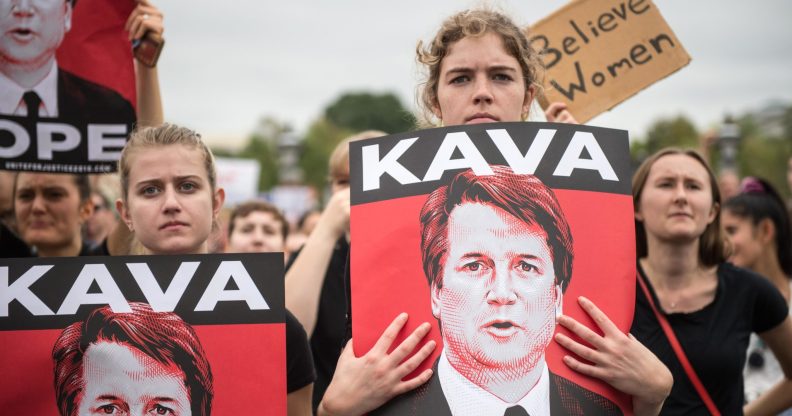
left=549, top=371, right=623, bottom=415
left=718, top=262, right=777, bottom=292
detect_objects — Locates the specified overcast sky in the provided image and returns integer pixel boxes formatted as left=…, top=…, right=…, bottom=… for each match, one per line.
left=154, top=0, right=792, bottom=148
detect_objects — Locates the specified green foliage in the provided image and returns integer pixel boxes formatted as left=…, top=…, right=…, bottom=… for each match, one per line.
left=643, top=115, right=700, bottom=155
left=211, top=117, right=288, bottom=192
left=324, top=92, right=416, bottom=134
left=736, top=113, right=792, bottom=199
left=299, top=118, right=353, bottom=192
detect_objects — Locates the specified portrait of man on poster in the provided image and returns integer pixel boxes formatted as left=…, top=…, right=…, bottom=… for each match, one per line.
left=52, top=302, right=213, bottom=416
left=375, top=165, right=621, bottom=415
left=0, top=0, right=135, bottom=123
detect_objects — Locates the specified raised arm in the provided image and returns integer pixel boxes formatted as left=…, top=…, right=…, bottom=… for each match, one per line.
left=555, top=296, right=673, bottom=416
left=126, top=0, right=164, bottom=127
left=285, top=188, right=350, bottom=334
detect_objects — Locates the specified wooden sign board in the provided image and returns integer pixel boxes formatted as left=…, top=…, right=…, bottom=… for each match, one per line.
left=528, top=0, right=691, bottom=123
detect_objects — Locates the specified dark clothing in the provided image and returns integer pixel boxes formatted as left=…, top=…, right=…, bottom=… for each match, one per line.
left=0, top=222, right=32, bottom=258
left=285, top=238, right=350, bottom=410
left=631, top=262, right=789, bottom=415
left=57, top=69, right=136, bottom=128
left=286, top=309, right=317, bottom=393
left=373, top=359, right=622, bottom=415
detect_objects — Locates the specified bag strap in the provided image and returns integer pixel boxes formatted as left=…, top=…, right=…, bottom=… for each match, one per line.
left=636, top=271, right=721, bottom=416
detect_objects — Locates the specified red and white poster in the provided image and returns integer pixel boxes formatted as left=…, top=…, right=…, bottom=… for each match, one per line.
left=0, top=0, right=137, bottom=173
left=0, top=253, right=286, bottom=415
left=350, top=122, right=635, bottom=415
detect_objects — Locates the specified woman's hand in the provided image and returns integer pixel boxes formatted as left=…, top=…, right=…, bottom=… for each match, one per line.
left=125, top=0, right=164, bottom=42
left=545, top=102, right=579, bottom=124
left=555, top=296, right=672, bottom=416
left=317, top=313, right=436, bottom=416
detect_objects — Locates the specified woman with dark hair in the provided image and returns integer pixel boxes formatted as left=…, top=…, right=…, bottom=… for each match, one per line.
left=723, top=177, right=792, bottom=411
left=623, top=149, right=792, bottom=414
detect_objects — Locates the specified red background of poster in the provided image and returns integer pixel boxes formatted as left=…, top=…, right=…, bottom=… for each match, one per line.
left=351, top=189, right=635, bottom=413
left=57, top=0, right=137, bottom=108
left=0, top=323, right=286, bottom=415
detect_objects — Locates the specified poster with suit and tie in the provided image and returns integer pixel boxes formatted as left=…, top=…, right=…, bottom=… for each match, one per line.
left=350, top=122, right=636, bottom=415
left=0, top=0, right=137, bottom=173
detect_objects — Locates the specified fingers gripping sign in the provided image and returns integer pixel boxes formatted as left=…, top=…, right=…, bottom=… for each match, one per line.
left=555, top=296, right=673, bottom=416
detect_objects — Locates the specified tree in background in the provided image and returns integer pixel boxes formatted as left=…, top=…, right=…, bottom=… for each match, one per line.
left=298, top=91, right=416, bottom=196
left=324, top=92, right=416, bottom=134
left=630, top=115, right=699, bottom=162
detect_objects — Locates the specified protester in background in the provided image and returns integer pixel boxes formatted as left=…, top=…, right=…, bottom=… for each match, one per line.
left=718, top=169, right=741, bottom=202
left=285, top=208, right=322, bottom=255
left=226, top=200, right=289, bottom=255
left=285, top=129, right=419, bottom=412
left=722, top=177, right=792, bottom=413
left=83, top=177, right=120, bottom=248
left=622, top=148, right=792, bottom=414
left=319, top=9, right=671, bottom=416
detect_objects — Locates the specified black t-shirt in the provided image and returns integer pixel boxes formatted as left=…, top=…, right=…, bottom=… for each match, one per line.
left=631, top=262, right=789, bottom=415
left=0, top=222, right=33, bottom=258
left=286, top=309, right=317, bottom=393
left=286, top=237, right=350, bottom=411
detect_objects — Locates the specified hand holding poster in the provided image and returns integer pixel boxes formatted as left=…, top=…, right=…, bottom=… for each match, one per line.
left=350, top=122, right=635, bottom=414
left=0, top=253, right=286, bottom=415
left=0, top=0, right=137, bottom=173
left=528, top=0, right=691, bottom=123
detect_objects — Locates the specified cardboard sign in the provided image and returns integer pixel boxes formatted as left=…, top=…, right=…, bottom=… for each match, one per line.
left=350, top=122, right=636, bottom=414
left=0, top=0, right=137, bottom=173
left=0, top=253, right=286, bottom=415
left=528, top=0, right=690, bottom=123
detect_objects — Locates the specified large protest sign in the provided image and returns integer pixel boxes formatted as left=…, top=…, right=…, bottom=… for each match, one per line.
left=0, top=0, right=137, bottom=173
left=0, top=253, right=286, bottom=415
left=528, top=0, right=690, bottom=123
left=350, top=122, right=635, bottom=414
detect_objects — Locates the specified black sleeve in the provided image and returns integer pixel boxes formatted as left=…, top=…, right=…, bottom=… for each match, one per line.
left=751, top=271, right=790, bottom=333
left=286, top=309, right=316, bottom=393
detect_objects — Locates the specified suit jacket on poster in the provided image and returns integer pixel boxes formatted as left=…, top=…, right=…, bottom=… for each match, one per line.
left=372, top=359, right=623, bottom=415
left=57, top=69, right=135, bottom=127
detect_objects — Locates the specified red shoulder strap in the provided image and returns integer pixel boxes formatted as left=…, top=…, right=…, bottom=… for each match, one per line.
left=636, top=272, right=721, bottom=416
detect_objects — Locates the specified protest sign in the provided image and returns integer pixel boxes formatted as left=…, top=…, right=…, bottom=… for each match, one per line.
left=0, top=253, right=286, bottom=415
left=528, top=0, right=690, bottom=123
left=215, top=157, right=262, bottom=206
left=0, top=0, right=137, bottom=173
left=350, top=122, right=635, bottom=414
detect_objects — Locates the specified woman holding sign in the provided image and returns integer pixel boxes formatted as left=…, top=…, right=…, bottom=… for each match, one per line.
left=624, top=150, right=792, bottom=414
left=319, top=8, right=672, bottom=416
left=115, top=123, right=434, bottom=416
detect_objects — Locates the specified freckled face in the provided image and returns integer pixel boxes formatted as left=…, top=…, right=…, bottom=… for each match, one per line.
left=432, top=202, right=561, bottom=373
left=77, top=341, right=191, bottom=416
left=434, top=32, right=532, bottom=126
left=118, top=145, right=223, bottom=255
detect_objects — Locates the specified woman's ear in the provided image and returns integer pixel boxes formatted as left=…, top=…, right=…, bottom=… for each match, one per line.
left=523, top=85, right=536, bottom=119
left=213, top=188, right=226, bottom=219
left=757, top=218, right=776, bottom=245
left=116, top=199, right=133, bottom=232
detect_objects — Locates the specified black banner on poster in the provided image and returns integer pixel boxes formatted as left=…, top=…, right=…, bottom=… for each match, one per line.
left=0, top=0, right=136, bottom=172
left=0, top=253, right=287, bottom=415
left=350, top=122, right=635, bottom=414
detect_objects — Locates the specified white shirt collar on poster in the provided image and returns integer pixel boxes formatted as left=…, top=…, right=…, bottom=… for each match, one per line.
left=438, top=349, right=551, bottom=416
left=0, top=61, right=59, bottom=117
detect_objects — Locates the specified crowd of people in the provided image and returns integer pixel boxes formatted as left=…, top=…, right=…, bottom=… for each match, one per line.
left=1, top=1, right=792, bottom=416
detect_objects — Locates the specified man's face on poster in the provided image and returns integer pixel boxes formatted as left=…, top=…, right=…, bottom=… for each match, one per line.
left=77, top=341, right=192, bottom=416
left=431, top=202, right=562, bottom=372
left=0, top=0, right=71, bottom=67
